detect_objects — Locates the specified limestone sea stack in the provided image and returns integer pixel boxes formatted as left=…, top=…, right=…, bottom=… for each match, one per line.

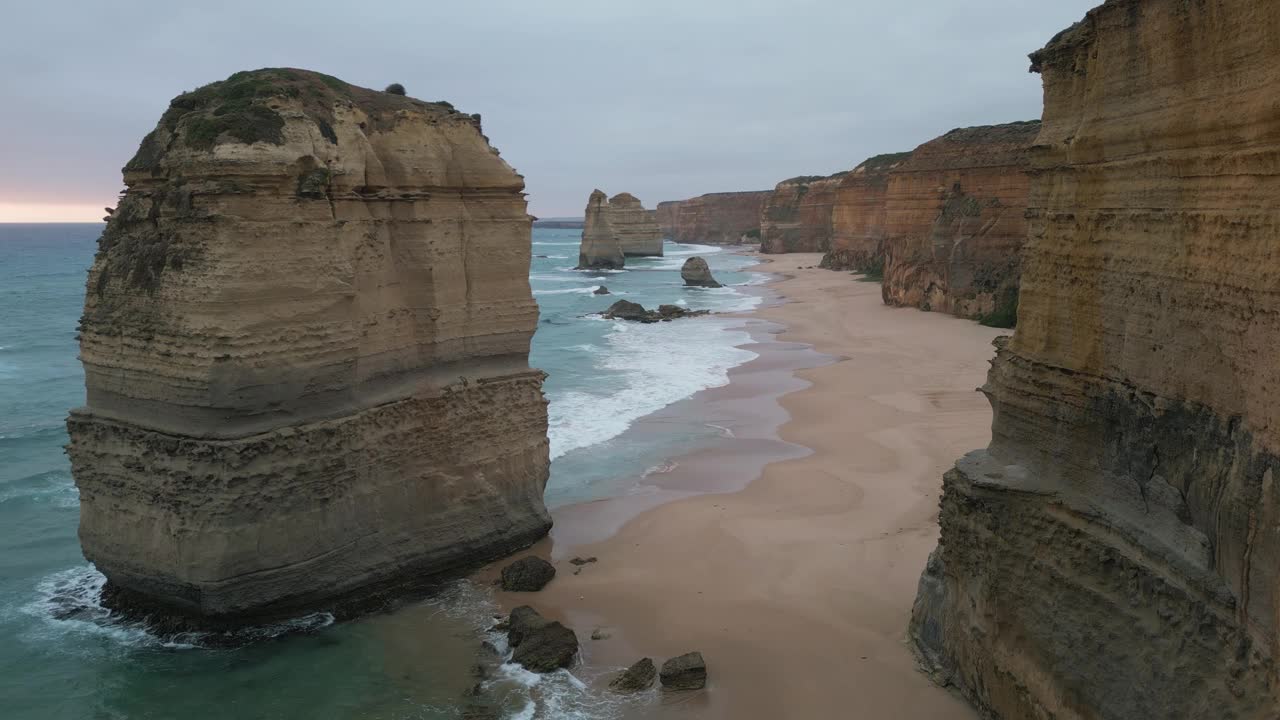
left=656, top=191, right=770, bottom=244
left=759, top=173, right=843, bottom=254
left=910, top=2, right=1280, bottom=718
left=577, top=189, right=625, bottom=270
left=819, top=152, right=913, bottom=273
left=607, top=192, right=663, bottom=257
left=879, top=121, right=1039, bottom=325
left=66, top=69, right=552, bottom=625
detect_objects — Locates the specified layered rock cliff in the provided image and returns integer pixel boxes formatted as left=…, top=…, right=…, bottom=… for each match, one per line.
left=911, top=3, right=1280, bottom=718
left=819, top=152, right=912, bottom=273
left=577, top=189, right=625, bottom=269
left=607, top=192, right=662, bottom=257
left=67, top=69, right=552, bottom=625
left=759, top=173, right=843, bottom=254
left=879, top=121, right=1038, bottom=324
left=656, top=191, right=770, bottom=244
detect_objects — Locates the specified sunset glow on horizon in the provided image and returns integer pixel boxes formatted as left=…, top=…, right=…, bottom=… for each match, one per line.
left=0, top=203, right=107, bottom=223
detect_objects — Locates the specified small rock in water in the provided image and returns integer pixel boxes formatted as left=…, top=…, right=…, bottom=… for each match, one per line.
left=681, top=256, right=722, bottom=288
left=602, top=300, right=709, bottom=323
left=593, top=286, right=611, bottom=295
left=660, top=651, right=708, bottom=690
left=500, top=556, right=556, bottom=592
left=511, top=621, right=579, bottom=673
left=590, top=627, right=612, bottom=640
left=610, top=658, right=657, bottom=693
left=569, top=556, right=598, bottom=566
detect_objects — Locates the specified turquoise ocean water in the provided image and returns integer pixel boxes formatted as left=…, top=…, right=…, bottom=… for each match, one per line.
left=0, top=223, right=763, bottom=719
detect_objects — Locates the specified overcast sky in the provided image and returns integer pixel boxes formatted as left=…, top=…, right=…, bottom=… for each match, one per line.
left=0, top=0, right=1097, bottom=222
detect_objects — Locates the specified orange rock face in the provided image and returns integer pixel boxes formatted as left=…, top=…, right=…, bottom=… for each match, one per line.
left=759, top=174, right=843, bottom=254
left=656, top=191, right=770, bottom=245
left=819, top=152, right=913, bottom=272
left=911, top=2, right=1280, bottom=718
left=879, top=121, right=1039, bottom=323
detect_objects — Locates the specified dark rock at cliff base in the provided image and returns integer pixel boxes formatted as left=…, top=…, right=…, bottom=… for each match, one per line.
left=593, top=286, right=610, bottom=295
left=602, top=300, right=710, bottom=324
left=681, top=257, right=722, bottom=288
left=500, top=556, right=556, bottom=592
left=610, top=658, right=657, bottom=693
left=660, top=652, right=707, bottom=690
left=511, top=620, right=579, bottom=672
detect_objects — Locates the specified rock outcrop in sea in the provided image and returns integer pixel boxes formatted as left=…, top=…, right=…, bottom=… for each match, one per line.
left=680, top=256, right=722, bottom=288
left=910, top=2, right=1280, bottom=718
left=66, top=68, right=552, bottom=626
left=879, top=121, right=1039, bottom=325
left=819, top=152, right=913, bottom=273
left=607, top=192, right=663, bottom=257
left=759, top=173, right=843, bottom=254
left=656, top=191, right=771, bottom=245
left=577, top=189, right=625, bottom=270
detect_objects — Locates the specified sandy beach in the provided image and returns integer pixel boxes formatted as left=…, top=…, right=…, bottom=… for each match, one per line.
left=480, top=252, right=1004, bottom=718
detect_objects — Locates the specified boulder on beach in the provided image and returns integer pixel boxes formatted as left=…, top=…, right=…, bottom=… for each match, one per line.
left=602, top=300, right=710, bottom=324
left=506, top=605, right=549, bottom=648
left=509, top=614, right=579, bottom=673
left=499, top=556, right=556, bottom=592
left=681, top=256, right=722, bottom=288
left=660, top=651, right=707, bottom=690
left=609, top=658, right=657, bottom=693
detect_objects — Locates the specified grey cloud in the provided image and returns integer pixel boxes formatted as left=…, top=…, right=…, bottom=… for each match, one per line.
left=0, top=0, right=1098, bottom=216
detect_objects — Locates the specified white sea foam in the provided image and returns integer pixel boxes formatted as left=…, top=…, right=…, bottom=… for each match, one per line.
left=18, top=564, right=337, bottom=651
left=532, top=241, right=578, bottom=247
left=533, top=287, right=602, bottom=297
left=547, top=317, right=757, bottom=459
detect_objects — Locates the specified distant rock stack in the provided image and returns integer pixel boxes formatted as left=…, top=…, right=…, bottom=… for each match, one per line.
left=681, top=257, right=722, bottom=288
left=66, top=69, right=552, bottom=626
left=607, top=192, right=663, bottom=257
left=577, top=189, right=625, bottom=270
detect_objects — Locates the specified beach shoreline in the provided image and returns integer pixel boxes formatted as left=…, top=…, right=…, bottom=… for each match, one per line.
left=477, top=251, right=1004, bottom=718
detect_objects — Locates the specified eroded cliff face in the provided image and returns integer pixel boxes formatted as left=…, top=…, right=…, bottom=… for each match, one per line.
left=577, top=189, right=625, bottom=269
left=819, top=152, right=912, bottom=272
left=911, top=3, right=1280, bottom=718
left=879, top=122, right=1038, bottom=323
left=656, top=191, right=770, bottom=244
left=67, top=69, right=552, bottom=625
left=759, top=174, right=842, bottom=254
left=607, top=192, right=662, bottom=257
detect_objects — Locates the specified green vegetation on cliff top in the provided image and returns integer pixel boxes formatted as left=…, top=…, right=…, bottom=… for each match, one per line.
left=125, top=68, right=461, bottom=172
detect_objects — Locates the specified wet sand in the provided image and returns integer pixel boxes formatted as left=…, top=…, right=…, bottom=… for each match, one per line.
left=484, top=253, right=1001, bottom=718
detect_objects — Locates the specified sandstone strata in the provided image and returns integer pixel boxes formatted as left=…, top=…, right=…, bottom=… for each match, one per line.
left=607, top=192, right=663, bottom=257
left=880, top=121, right=1038, bottom=323
left=656, top=191, right=770, bottom=244
left=759, top=173, right=843, bottom=254
left=910, top=3, right=1280, bottom=718
left=819, top=152, right=912, bottom=273
left=66, top=69, right=551, bottom=625
left=577, top=189, right=625, bottom=270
